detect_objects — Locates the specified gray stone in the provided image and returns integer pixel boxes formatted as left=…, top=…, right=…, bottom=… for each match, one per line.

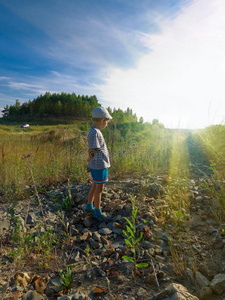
left=149, top=283, right=199, bottom=300
left=210, top=273, right=225, bottom=294
left=196, top=196, right=204, bottom=203
left=92, top=232, right=101, bottom=241
left=98, top=222, right=107, bottom=229
left=207, top=226, right=217, bottom=234
left=48, top=277, right=64, bottom=293
left=98, top=228, right=112, bottom=235
left=112, top=228, right=122, bottom=235
left=0, top=219, right=10, bottom=234
left=197, top=287, right=212, bottom=300
left=84, top=216, right=95, bottom=228
left=23, top=290, right=45, bottom=300
left=70, top=226, right=79, bottom=236
left=88, top=238, right=100, bottom=249
left=137, top=287, right=147, bottom=297
left=47, top=211, right=57, bottom=223
left=71, top=291, right=86, bottom=300
left=223, top=245, right=225, bottom=256
left=27, top=212, right=39, bottom=225
left=198, top=264, right=209, bottom=278
left=186, top=269, right=195, bottom=285
left=195, top=271, right=210, bottom=288
left=141, top=240, right=154, bottom=249
left=57, top=296, right=71, bottom=300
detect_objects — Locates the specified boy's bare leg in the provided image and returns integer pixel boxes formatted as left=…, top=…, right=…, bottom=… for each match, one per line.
left=94, top=183, right=104, bottom=209
left=88, top=182, right=96, bottom=204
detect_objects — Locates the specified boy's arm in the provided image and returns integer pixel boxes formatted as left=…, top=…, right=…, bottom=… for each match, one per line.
left=87, top=148, right=95, bottom=172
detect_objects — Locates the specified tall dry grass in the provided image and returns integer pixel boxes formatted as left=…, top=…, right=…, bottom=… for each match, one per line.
left=0, top=125, right=89, bottom=198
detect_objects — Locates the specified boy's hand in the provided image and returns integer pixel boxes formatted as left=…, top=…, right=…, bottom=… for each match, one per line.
left=88, top=148, right=95, bottom=159
left=87, top=166, right=90, bottom=173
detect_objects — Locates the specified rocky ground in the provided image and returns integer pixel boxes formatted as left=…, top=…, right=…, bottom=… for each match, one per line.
left=1, top=140, right=225, bottom=299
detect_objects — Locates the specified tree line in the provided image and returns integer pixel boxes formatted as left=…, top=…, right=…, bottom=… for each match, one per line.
left=2, top=92, right=143, bottom=124
left=2, top=92, right=99, bottom=118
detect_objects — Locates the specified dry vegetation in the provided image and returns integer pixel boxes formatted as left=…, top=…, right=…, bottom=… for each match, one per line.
left=1, top=122, right=225, bottom=299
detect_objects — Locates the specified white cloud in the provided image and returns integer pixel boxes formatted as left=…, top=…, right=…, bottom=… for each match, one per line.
left=96, top=0, right=225, bottom=128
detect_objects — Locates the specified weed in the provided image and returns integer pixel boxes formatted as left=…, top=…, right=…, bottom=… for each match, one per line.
left=10, top=216, right=60, bottom=271
left=85, top=244, right=90, bottom=257
left=60, top=265, right=73, bottom=290
left=168, top=241, right=187, bottom=277
left=173, top=209, right=185, bottom=226
left=57, top=178, right=73, bottom=211
left=122, top=195, right=148, bottom=272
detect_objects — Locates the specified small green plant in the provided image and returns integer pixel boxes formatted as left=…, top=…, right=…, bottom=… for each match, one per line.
left=85, top=244, right=90, bottom=257
left=173, top=209, right=185, bottom=225
left=122, top=195, right=148, bottom=270
left=60, top=265, right=73, bottom=290
left=12, top=217, right=23, bottom=243
left=58, top=178, right=73, bottom=210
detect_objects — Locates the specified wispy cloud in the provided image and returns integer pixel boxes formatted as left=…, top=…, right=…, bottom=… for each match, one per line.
left=96, top=0, right=225, bottom=128
left=1, top=0, right=224, bottom=128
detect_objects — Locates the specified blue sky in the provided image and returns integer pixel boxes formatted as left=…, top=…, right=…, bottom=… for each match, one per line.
left=0, top=0, right=225, bottom=128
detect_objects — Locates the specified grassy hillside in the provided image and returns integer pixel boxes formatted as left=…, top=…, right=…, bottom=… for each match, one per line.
left=0, top=121, right=225, bottom=222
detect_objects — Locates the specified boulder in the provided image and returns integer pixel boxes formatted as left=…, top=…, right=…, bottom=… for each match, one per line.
left=149, top=283, right=199, bottom=300
left=210, top=273, right=225, bottom=294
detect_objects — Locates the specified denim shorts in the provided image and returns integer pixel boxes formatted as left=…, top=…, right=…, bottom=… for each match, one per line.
left=90, top=168, right=108, bottom=184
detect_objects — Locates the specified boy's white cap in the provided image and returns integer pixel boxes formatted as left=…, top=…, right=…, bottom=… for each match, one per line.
left=92, top=107, right=112, bottom=119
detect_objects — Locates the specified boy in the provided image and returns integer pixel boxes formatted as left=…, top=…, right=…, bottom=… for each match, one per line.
left=85, top=107, right=112, bottom=222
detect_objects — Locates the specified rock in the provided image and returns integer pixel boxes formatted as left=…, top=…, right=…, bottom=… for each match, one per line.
left=88, top=238, right=100, bottom=249
left=195, top=271, right=210, bottom=288
left=10, top=272, right=30, bottom=288
left=70, top=291, right=86, bottom=300
left=70, top=226, right=79, bottom=236
left=137, top=287, right=147, bottom=297
left=12, top=285, right=24, bottom=292
left=196, top=196, right=204, bottom=203
left=101, top=237, right=111, bottom=248
left=207, top=226, right=217, bottom=234
left=141, top=240, right=154, bottom=249
left=57, top=296, right=71, bottom=300
left=210, top=273, right=225, bottom=294
left=112, top=228, right=122, bottom=235
left=84, top=216, right=95, bottom=228
left=47, top=277, right=64, bottom=293
left=79, top=231, right=91, bottom=241
left=23, top=290, right=45, bottom=300
left=47, top=211, right=57, bottom=223
left=0, top=219, right=10, bottom=234
left=27, top=212, right=39, bottom=225
left=198, top=264, right=209, bottom=278
left=197, top=287, right=212, bottom=300
left=119, top=262, right=134, bottom=276
left=223, top=245, right=225, bottom=256
left=186, top=269, right=195, bottom=285
left=92, top=232, right=101, bottom=241
left=98, top=228, right=112, bottom=235
left=148, top=183, right=162, bottom=197
left=149, top=283, right=199, bottom=300
left=92, top=286, right=108, bottom=296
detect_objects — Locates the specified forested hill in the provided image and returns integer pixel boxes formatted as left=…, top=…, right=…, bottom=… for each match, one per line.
left=1, top=92, right=143, bottom=125
left=2, top=92, right=99, bottom=119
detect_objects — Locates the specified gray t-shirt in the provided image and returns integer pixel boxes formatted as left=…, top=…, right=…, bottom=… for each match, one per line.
left=87, top=126, right=110, bottom=170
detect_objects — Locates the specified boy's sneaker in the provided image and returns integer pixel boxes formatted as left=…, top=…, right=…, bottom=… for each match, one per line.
left=93, top=209, right=112, bottom=222
left=85, top=204, right=95, bottom=214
